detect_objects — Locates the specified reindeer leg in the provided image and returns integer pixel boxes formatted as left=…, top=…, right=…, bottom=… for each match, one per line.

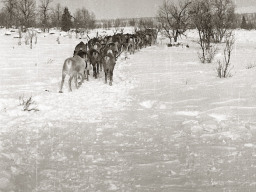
left=84, top=61, right=89, bottom=80
left=105, top=70, right=108, bottom=84
left=87, top=63, right=90, bottom=75
left=78, top=73, right=84, bottom=87
left=59, top=73, right=66, bottom=93
left=100, top=62, right=103, bottom=72
left=81, top=72, right=85, bottom=84
left=68, top=76, right=73, bottom=92
left=125, top=47, right=128, bottom=60
left=92, top=64, right=97, bottom=78
left=74, top=73, right=78, bottom=89
left=109, top=71, right=113, bottom=86
left=83, top=70, right=87, bottom=83
left=96, top=62, right=99, bottom=77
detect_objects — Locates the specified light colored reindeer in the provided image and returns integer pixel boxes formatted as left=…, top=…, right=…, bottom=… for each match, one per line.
left=59, top=52, right=89, bottom=93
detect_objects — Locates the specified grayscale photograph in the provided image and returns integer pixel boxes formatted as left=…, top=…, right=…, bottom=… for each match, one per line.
left=0, top=0, right=256, bottom=191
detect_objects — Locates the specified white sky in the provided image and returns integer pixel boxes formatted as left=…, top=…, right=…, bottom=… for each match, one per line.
left=53, top=0, right=256, bottom=19
left=52, top=0, right=164, bottom=19
left=1, top=0, right=255, bottom=20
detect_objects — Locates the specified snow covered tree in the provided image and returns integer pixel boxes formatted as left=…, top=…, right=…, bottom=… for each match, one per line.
left=61, top=7, right=72, bottom=32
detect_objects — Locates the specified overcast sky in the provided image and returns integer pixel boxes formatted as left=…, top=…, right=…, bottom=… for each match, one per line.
left=235, top=0, right=256, bottom=7
left=51, top=0, right=164, bottom=19
left=50, top=0, right=256, bottom=19
left=0, top=0, right=255, bottom=20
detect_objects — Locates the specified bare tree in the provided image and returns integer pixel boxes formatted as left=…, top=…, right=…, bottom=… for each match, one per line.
left=157, top=1, right=172, bottom=42
left=129, top=18, right=136, bottom=27
left=114, top=18, right=121, bottom=28
left=2, top=0, right=18, bottom=28
left=102, top=20, right=108, bottom=29
left=0, top=10, right=8, bottom=27
left=17, top=0, right=36, bottom=29
left=190, top=0, right=215, bottom=63
left=157, top=0, right=191, bottom=43
left=216, top=32, right=235, bottom=77
left=138, top=18, right=154, bottom=30
left=112, top=18, right=123, bottom=34
left=107, top=20, right=112, bottom=29
left=73, top=7, right=96, bottom=30
left=51, top=3, right=63, bottom=29
left=38, top=0, right=53, bottom=32
left=73, top=8, right=82, bottom=32
left=81, top=8, right=95, bottom=29
left=212, top=0, right=235, bottom=42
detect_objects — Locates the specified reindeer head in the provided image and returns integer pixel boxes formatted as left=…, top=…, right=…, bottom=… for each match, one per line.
left=92, top=50, right=99, bottom=59
left=107, top=42, right=118, bottom=56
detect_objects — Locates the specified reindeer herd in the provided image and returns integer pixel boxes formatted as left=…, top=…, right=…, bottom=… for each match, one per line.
left=59, top=29, right=158, bottom=93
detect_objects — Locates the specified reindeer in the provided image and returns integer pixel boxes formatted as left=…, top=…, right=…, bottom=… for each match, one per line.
left=102, top=42, right=119, bottom=58
left=121, top=34, right=135, bottom=57
left=88, top=41, right=119, bottom=79
left=73, top=41, right=87, bottom=56
left=88, top=48, right=100, bottom=79
left=59, top=51, right=89, bottom=93
left=112, top=34, right=123, bottom=53
left=88, top=37, right=100, bottom=50
left=102, top=49, right=116, bottom=86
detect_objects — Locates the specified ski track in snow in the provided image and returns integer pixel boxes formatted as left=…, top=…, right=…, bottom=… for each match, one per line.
left=1, top=28, right=256, bottom=191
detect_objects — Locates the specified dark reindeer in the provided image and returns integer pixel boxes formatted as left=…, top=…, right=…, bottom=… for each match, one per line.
left=73, top=41, right=87, bottom=56
left=88, top=48, right=100, bottom=79
left=102, top=49, right=116, bottom=86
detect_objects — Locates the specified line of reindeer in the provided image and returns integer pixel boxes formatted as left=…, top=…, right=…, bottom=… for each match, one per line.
left=59, top=28, right=158, bottom=93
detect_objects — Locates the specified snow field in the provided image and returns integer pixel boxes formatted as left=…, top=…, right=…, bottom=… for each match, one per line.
left=1, top=28, right=256, bottom=191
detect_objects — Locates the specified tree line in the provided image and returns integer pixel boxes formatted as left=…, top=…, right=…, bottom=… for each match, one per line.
left=0, top=0, right=157, bottom=32
left=0, top=0, right=96, bottom=32
left=1, top=0, right=254, bottom=33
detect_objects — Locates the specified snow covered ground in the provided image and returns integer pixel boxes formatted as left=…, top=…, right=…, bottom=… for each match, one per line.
left=1, top=28, right=256, bottom=191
